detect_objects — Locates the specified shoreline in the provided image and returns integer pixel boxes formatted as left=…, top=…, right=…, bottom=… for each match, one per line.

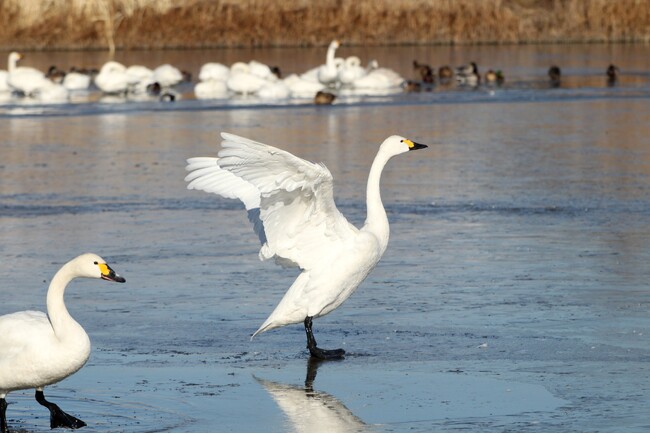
left=1, top=0, right=649, bottom=52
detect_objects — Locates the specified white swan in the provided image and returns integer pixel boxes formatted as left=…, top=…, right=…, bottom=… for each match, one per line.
left=31, top=80, right=70, bottom=104
left=316, top=40, right=342, bottom=85
left=153, top=63, right=184, bottom=87
left=226, top=62, right=268, bottom=95
left=6, top=52, right=51, bottom=95
left=185, top=133, right=427, bottom=359
left=0, top=253, right=125, bottom=433
left=0, top=70, right=10, bottom=93
left=194, top=79, right=229, bottom=100
left=198, top=62, right=230, bottom=82
left=337, top=56, right=367, bottom=86
left=257, top=80, right=290, bottom=100
left=95, top=61, right=130, bottom=94
left=351, top=62, right=404, bottom=90
left=62, top=71, right=91, bottom=91
left=283, top=73, right=325, bottom=98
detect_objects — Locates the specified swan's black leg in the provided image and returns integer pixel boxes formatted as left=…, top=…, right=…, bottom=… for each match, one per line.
left=35, top=390, right=86, bottom=430
left=1, top=397, right=8, bottom=433
left=304, top=316, right=345, bottom=359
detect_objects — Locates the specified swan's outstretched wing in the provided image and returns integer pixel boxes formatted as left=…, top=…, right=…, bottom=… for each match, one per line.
left=186, top=132, right=358, bottom=271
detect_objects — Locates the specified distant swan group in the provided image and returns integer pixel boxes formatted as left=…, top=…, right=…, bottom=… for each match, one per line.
left=0, top=45, right=626, bottom=105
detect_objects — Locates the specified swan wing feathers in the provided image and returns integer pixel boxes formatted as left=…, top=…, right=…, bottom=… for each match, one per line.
left=185, top=157, right=261, bottom=210
left=217, top=132, right=359, bottom=270
left=0, top=311, right=50, bottom=361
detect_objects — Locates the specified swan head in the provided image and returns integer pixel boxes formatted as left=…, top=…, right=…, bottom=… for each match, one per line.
left=329, top=40, right=341, bottom=50
left=71, top=253, right=126, bottom=283
left=380, top=135, right=428, bottom=157
left=9, top=52, right=22, bottom=63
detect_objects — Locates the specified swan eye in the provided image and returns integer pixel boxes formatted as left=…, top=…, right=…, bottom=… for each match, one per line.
left=93, top=261, right=98, bottom=265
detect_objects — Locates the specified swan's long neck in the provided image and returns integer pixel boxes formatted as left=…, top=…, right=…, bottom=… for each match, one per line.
left=364, top=150, right=391, bottom=251
left=326, top=44, right=337, bottom=68
left=46, top=261, right=81, bottom=340
left=8, top=55, right=18, bottom=73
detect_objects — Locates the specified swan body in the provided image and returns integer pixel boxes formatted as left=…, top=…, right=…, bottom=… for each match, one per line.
left=6, top=52, right=51, bottom=95
left=153, top=64, right=183, bottom=87
left=257, top=80, right=290, bottom=99
left=0, top=253, right=125, bottom=432
left=283, top=73, right=325, bottom=98
left=62, top=71, right=91, bottom=90
left=194, top=79, right=229, bottom=99
left=226, top=62, right=268, bottom=95
left=31, top=81, right=70, bottom=103
left=199, top=62, right=230, bottom=82
left=338, top=56, right=367, bottom=85
left=185, top=133, right=427, bottom=358
left=95, top=61, right=130, bottom=94
left=351, top=64, right=404, bottom=90
left=316, top=40, right=342, bottom=85
left=0, top=70, right=10, bottom=93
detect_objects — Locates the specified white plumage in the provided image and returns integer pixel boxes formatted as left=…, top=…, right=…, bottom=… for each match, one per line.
left=185, top=132, right=427, bottom=358
left=0, top=253, right=125, bottom=432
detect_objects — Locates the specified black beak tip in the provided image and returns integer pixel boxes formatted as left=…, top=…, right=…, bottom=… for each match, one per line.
left=411, top=142, right=428, bottom=150
left=102, top=274, right=126, bottom=283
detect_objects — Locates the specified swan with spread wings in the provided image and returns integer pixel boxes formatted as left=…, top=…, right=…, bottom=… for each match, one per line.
left=185, top=132, right=427, bottom=359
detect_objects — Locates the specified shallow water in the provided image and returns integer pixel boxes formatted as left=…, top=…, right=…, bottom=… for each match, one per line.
left=1, top=44, right=650, bottom=432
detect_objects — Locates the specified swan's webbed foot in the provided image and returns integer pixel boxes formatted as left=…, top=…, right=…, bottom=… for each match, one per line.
left=304, top=316, right=345, bottom=360
left=308, top=346, right=346, bottom=360
left=35, top=390, right=87, bottom=430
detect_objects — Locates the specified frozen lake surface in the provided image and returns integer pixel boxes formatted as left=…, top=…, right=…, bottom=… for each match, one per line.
left=1, top=44, right=649, bottom=432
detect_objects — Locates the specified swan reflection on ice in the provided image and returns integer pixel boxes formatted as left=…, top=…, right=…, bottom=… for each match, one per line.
left=254, top=359, right=367, bottom=433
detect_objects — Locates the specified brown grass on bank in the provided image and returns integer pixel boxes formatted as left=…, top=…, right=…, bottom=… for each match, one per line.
left=1, top=0, right=649, bottom=51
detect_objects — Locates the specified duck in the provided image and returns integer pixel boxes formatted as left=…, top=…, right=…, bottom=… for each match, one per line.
left=6, top=52, right=51, bottom=96
left=314, top=90, right=336, bottom=104
left=438, top=65, right=454, bottom=83
left=185, top=133, right=427, bottom=359
left=413, top=60, right=434, bottom=83
left=45, top=66, right=66, bottom=84
left=548, top=65, right=561, bottom=87
left=0, top=253, right=125, bottom=433
left=606, top=64, right=619, bottom=86
left=485, top=69, right=504, bottom=86
left=456, top=62, right=480, bottom=87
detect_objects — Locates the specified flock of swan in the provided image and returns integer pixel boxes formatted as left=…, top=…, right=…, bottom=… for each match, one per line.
left=0, top=39, right=625, bottom=106
left=0, top=40, right=408, bottom=105
left=0, top=131, right=427, bottom=431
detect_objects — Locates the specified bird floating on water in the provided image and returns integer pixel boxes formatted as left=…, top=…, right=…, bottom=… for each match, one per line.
left=0, top=253, right=125, bottom=433
left=185, top=133, right=427, bottom=359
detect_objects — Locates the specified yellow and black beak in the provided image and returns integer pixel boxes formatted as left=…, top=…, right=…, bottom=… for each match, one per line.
left=99, top=263, right=126, bottom=283
left=404, top=139, right=428, bottom=151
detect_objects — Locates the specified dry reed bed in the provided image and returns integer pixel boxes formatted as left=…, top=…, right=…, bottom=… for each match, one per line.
left=1, top=0, right=649, bottom=50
